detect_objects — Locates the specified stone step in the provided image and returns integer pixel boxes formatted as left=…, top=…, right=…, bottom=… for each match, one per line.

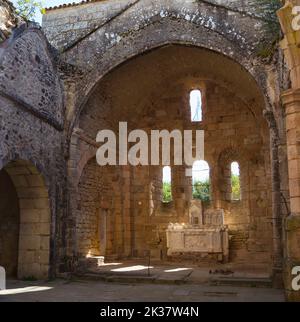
left=210, top=276, right=272, bottom=288
left=72, top=269, right=273, bottom=288
left=73, top=272, right=187, bottom=285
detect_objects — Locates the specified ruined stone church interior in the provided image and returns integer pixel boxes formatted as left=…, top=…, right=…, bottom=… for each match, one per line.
left=0, top=0, right=300, bottom=302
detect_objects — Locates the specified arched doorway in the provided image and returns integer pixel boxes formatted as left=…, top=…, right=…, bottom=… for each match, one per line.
left=0, top=160, right=51, bottom=279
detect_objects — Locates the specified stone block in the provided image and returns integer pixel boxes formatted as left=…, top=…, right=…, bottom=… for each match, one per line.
left=40, top=236, right=50, bottom=251
left=19, top=199, right=36, bottom=209
left=20, top=222, right=44, bottom=235
left=20, top=209, right=41, bottom=223
left=19, top=234, right=41, bottom=251
left=36, top=250, right=50, bottom=265
left=26, top=175, right=45, bottom=187
left=34, top=198, right=50, bottom=209
left=39, top=209, right=51, bottom=223
left=10, top=175, right=28, bottom=188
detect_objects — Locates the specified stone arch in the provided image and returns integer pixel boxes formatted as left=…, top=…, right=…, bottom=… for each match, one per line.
left=63, top=7, right=279, bottom=264
left=71, top=42, right=274, bottom=263
left=70, top=43, right=270, bottom=143
left=70, top=40, right=269, bottom=135
left=61, top=0, right=273, bottom=137
left=0, top=160, right=51, bottom=279
left=75, top=145, right=98, bottom=189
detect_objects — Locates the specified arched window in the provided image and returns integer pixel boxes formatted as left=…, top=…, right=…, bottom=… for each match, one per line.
left=190, top=89, right=202, bottom=122
left=162, top=166, right=172, bottom=203
left=192, top=160, right=210, bottom=202
left=231, top=162, right=241, bottom=200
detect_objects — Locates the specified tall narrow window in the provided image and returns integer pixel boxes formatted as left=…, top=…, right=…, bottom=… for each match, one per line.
left=192, top=160, right=210, bottom=202
left=231, top=162, right=241, bottom=200
left=162, top=166, right=172, bottom=203
left=190, top=89, right=202, bottom=122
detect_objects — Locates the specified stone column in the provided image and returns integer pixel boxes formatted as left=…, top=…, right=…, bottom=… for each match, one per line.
left=99, top=209, right=107, bottom=256
left=281, top=89, right=300, bottom=301
left=210, top=162, right=221, bottom=209
left=263, top=110, right=283, bottom=288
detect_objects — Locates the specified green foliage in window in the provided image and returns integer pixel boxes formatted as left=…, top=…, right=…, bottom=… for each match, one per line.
left=162, top=182, right=172, bottom=203
left=193, top=180, right=210, bottom=202
left=231, top=174, right=241, bottom=200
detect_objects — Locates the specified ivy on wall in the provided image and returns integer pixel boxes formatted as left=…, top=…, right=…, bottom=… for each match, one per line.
left=254, top=0, right=282, bottom=59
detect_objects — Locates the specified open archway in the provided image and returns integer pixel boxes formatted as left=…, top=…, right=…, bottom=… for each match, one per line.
left=70, top=43, right=273, bottom=269
left=0, top=160, right=51, bottom=279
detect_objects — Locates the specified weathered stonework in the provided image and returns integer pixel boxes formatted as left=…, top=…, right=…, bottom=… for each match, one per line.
left=0, top=12, right=65, bottom=279
left=1, top=0, right=300, bottom=301
left=278, top=0, right=300, bottom=301
left=66, top=42, right=274, bottom=270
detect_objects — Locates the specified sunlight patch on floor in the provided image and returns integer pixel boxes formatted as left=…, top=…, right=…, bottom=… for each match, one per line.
left=111, top=265, right=154, bottom=272
left=164, top=268, right=192, bottom=273
left=0, top=286, right=53, bottom=295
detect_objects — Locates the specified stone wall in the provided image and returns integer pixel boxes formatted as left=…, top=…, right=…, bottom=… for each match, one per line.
left=42, top=0, right=278, bottom=141
left=72, top=44, right=273, bottom=270
left=0, top=24, right=65, bottom=278
left=0, top=0, right=291, bottom=294
left=76, top=158, right=117, bottom=257
left=43, top=0, right=269, bottom=51
left=0, top=25, right=64, bottom=129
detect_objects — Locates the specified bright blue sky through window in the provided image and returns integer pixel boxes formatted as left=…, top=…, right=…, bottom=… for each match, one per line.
left=192, top=160, right=209, bottom=183
left=231, top=162, right=240, bottom=176
left=190, top=89, right=202, bottom=122
left=163, top=166, right=171, bottom=184
left=11, top=0, right=83, bottom=24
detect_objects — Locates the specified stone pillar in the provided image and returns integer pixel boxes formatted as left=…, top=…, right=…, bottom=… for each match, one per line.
left=281, top=89, right=300, bottom=301
left=263, top=110, right=283, bottom=288
left=121, top=165, right=132, bottom=257
left=210, top=162, right=221, bottom=209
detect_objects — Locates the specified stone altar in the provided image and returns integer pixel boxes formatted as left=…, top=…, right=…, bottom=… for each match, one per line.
left=166, top=203, right=229, bottom=262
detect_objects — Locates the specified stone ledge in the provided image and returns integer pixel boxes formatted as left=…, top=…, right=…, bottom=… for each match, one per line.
left=281, top=89, right=300, bottom=107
